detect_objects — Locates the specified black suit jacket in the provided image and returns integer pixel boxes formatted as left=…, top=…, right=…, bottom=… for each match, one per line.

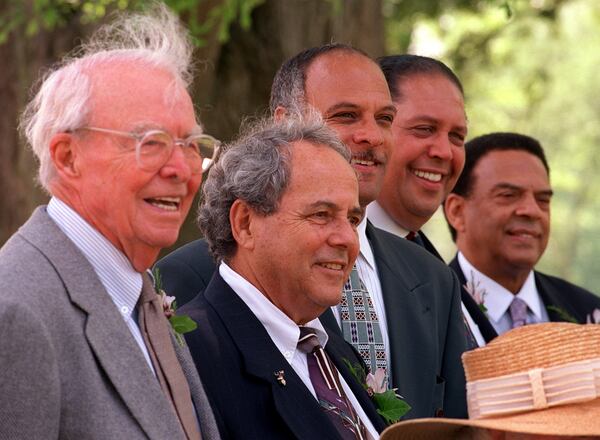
left=319, top=224, right=468, bottom=419
left=180, top=272, right=386, bottom=439
left=156, top=239, right=215, bottom=307
left=418, top=232, right=498, bottom=344
left=449, top=255, right=600, bottom=326
left=158, top=225, right=468, bottom=419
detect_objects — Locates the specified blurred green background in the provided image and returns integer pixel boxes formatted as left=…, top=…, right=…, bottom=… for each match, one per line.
left=1, top=0, right=598, bottom=293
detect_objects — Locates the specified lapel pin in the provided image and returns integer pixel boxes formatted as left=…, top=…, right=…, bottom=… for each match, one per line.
left=274, top=370, right=286, bottom=386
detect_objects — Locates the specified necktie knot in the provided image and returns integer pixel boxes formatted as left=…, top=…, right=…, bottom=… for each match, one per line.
left=510, top=297, right=529, bottom=329
left=298, top=327, right=321, bottom=354
left=405, top=231, right=417, bottom=241
left=140, top=273, right=159, bottom=305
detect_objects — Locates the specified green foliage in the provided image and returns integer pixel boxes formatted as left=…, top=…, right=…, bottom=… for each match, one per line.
left=0, top=0, right=264, bottom=47
left=410, top=0, right=600, bottom=294
left=546, top=305, right=579, bottom=323
left=373, top=390, right=412, bottom=424
left=169, top=314, right=198, bottom=334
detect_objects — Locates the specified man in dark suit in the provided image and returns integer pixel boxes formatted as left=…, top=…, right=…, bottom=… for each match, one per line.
left=444, top=132, right=600, bottom=334
left=0, top=5, right=220, bottom=439
left=366, top=55, right=497, bottom=346
left=182, top=117, right=387, bottom=439
left=159, top=44, right=468, bottom=419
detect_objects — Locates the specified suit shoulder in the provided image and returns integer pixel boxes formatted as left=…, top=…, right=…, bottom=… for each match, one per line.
left=157, top=239, right=214, bottom=271
left=536, top=271, right=600, bottom=304
left=368, top=225, right=455, bottom=278
left=0, top=233, right=63, bottom=302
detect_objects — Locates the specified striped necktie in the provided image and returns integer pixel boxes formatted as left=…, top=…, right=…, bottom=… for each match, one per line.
left=297, top=327, right=366, bottom=440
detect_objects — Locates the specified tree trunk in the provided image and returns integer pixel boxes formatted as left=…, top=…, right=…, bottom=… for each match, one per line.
left=0, top=0, right=384, bottom=250
left=169, top=0, right=385, bottom=254
left=0, top=3, right=94, bottom=243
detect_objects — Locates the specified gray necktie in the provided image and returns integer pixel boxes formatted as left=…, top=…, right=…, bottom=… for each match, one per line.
left=340, top=265, right=388, bottom=382
left=138, top=273, right=201, bottom=440
left=509, top=297, right=528, bottom=329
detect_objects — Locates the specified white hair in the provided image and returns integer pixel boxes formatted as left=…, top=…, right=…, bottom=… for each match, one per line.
left=19, top=2, right=194, bottom=191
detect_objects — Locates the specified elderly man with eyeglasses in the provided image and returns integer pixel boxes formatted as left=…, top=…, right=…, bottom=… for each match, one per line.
left=0, top=5, right=220, bottom=440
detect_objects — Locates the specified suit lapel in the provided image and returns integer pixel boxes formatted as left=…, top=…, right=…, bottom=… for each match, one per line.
left=20, top=208, right=184, bottom=439
left=417, top=231, right=445, bottom=261
left=203, top=274, right=341, bottom=439
left=365, top=222, right=434, bottom=396
left=535, top=272, right=580, bottom=323
left=449, top=257, right=498, bottom=343
left=325, top=335, right=387, bottom=433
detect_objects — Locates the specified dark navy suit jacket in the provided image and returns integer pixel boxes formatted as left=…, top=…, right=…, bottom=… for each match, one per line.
left=417, top=232, right=498, bottom=344
left=157, top=224, right=469, bottom=420
left=180, top=272, right=386, bottom=439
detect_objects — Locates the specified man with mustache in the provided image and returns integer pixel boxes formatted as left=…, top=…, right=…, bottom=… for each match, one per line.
left=158, top=44, right=468, bottom=419
left=444, top=132, right=600, bottom=334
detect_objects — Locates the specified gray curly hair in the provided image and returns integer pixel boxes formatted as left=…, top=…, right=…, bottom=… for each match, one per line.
left=198, top=115, right=351, bottom=262
left=19, top=2, right=194, bottom=191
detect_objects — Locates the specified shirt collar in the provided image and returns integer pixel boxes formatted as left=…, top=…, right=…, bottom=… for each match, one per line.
left=457, top=252, right=543, bottom=323
left=47, top=197, right=142, bottom=318
left=358, top=216, right=376, bottom=270
left=366, top=200, right=411, bottom=239
left=219, top=262, right=329, bottom=361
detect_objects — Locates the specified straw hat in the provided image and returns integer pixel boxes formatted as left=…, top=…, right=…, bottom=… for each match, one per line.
left=381, top=323, right=600, bottom=439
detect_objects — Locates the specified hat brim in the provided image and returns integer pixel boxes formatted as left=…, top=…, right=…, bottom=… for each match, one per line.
left=380, top=398, right=600, bottom=439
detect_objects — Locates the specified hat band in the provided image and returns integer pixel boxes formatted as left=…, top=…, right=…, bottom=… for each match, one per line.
left=467, top=357, right=600, bottom=419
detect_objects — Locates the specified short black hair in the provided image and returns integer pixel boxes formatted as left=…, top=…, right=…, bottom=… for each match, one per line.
left=447, top=132, right=550, bottom=241
left=269, top=43, right=370, bottom=114
left=377, top=54, right=464, bottom=101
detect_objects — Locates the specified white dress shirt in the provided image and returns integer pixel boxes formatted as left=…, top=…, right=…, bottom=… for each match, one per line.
left=367, top=200, right=486, bottom=347
left=220, top=262, right=378, bottom=440
left=331, top=217, right=392, bottom=374
left=47, top=197, right=153, bottom=370
left=457, top=252, right=549, bottom=335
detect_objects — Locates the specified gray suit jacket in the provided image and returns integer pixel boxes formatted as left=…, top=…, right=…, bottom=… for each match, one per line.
left=0, top=207, right=220, bottom=440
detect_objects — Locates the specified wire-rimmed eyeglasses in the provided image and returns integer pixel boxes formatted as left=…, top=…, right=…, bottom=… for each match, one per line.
left=76, top=126, right=220, bottom=174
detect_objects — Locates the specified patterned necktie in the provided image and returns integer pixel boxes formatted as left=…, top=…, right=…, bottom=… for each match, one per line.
left=138, top=273, right=201, bottom=440
left=510, top=297, right=528, bottom=329
left=340, top=265, right=388, bottom=382
left=297, top=327, right=366, bottom=440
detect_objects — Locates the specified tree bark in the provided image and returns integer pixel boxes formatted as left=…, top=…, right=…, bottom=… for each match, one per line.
left=170, top=0, right=385, bottom=254
left=0, top=0, right=384, bottom=250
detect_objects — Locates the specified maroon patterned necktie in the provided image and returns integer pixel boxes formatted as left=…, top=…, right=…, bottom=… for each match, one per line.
left=297, top=327, right=366, bottom=440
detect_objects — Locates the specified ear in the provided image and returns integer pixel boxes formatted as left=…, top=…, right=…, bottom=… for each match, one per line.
left=273, top=106, right=288, bottom=121
left=49, top=133, right=80, bottom=179
left=444, top=193, right=467, bottom=234
left=230, top=199, right=256, bottom=250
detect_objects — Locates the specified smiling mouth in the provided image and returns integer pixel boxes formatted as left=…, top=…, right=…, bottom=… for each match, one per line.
left=351, top=157, right=376, bottom=167
left=508, top=230, right=539, bottom=239
left=411, top=168, right=442, bottom=182
left=145, top=196, right=181, bottom=211
left=318, top=262, right=344, bottom=271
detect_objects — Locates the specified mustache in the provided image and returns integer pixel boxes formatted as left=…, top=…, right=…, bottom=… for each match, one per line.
left=351, top=149, right=386, bottom=165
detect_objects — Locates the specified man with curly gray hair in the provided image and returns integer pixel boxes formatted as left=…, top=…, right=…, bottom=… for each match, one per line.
left=158, top=43, right=468, bottom=420
left=180, top=117, right=388, bottom=438
left=0, top=4, right=220, bottom=439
